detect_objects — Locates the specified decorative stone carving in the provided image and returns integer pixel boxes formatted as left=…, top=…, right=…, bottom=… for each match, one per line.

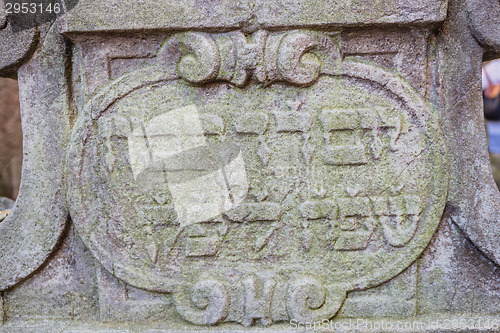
left=0, top=24, right=69, bottom=292
left=1, top=0, right=500, bottom=330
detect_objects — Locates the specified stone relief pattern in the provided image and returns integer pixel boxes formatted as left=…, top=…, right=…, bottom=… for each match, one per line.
left=156, top=30, right=341, bottom=86
left=3, top=0, right=500, bottom=329
left=76, top=29, right=429, bottom=96
left=68, top=30, right=447, bottom=326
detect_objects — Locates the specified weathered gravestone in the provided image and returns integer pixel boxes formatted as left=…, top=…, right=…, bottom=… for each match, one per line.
left=0, top=0, right=499, bottom=331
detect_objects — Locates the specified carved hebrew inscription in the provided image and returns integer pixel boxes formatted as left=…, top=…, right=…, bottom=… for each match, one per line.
left=68, top=30, right=447, bottom=326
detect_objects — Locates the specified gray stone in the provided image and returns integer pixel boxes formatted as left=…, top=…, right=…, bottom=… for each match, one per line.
left=0, top=197, right=14, bottom=211
left=0, top=0, right=499, bottom=331
left=58, top=0, right=448, bottom=33
left=0, top=23, right=69, bottom=291
left=467, top=0, right=500, bottom=60
left=0, top=1, right=6, bottom=29
left=439, top=0, right=500, bottom=267
left=0, top=197, right=13, bottom=222
left=0, top=3, right=37, bottom=79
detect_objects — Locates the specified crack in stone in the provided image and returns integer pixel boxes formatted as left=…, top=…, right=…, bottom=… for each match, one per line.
left=375, top=147, right=428, bottom=197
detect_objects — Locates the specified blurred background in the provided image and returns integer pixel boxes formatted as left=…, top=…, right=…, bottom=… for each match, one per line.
left=0, top=78, right=22, bottom=200
left=483, top=59, right=500, bottom=189
left=0, top=60, right=499, bottom=200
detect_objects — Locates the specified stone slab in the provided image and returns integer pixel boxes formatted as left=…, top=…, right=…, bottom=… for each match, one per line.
left=1, top=0, right=500, bottom=330
left=59, top=0, right=448, bottom=33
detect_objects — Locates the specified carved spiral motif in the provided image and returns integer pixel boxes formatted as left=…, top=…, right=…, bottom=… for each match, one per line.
left=277, top=32, right=322, bottom=85
left=173, top=279, right=229, bottom=325
left=287, top=277, right=327, bottom=322
left=174, top=32, right=220, bottom=83
left=68, top=29, right=447, bottom=326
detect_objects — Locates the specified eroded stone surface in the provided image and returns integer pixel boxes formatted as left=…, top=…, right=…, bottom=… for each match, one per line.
left=0, top=78, right=22, bottom=200
left=0, top=10, right=37, bottom=78
left=0, top=24, right=69, bottom=291
left=0, top=0, right=499, bottom=330
left=467, top=0, right=500, bottom=59
left=67, top=30, right=447, bottom=326
left=59, top=0, right=448, bottom=33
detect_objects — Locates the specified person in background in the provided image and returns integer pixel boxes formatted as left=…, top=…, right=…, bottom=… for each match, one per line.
left=483, top=59, right=500, bottom=188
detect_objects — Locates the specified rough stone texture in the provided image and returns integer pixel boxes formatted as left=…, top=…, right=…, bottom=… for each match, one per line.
left=0, top=197, right=14, bottom=210
left=59, top=0, right=448, bottom=33
left=417, top=216, right=500, bottom=316
left=0, top=23, right=69, bottom=291
left=3, top=226, right=99, bottom=322
left=467, top=0, right=500, bottom=60
left=0, top=78, right=22, bottom=199
left=0, top=0, right=500, bottom=331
